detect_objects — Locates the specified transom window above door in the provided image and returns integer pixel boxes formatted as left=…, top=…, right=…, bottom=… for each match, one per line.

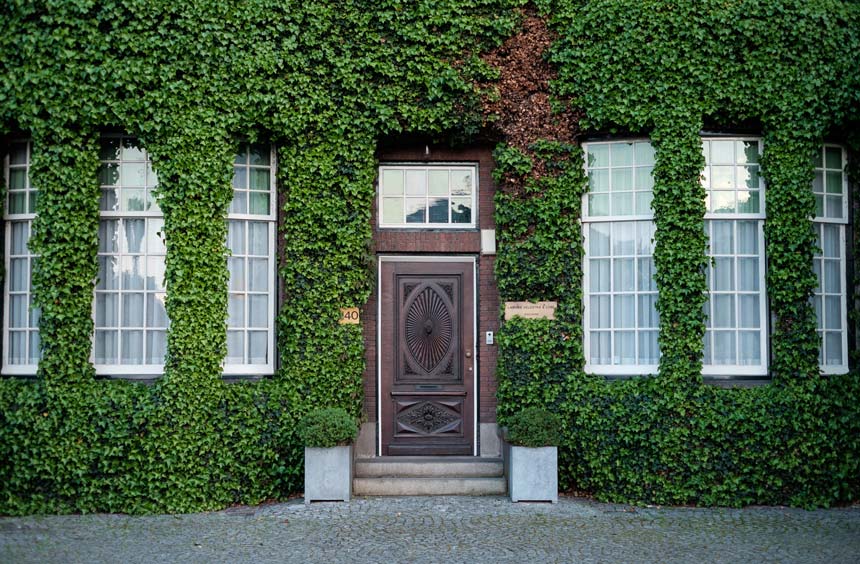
left=378, top=165, right=477, bottom=228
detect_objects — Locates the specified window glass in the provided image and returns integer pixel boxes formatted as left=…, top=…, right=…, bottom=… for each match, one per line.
left=3, top=140, right=41, bottom=372
left=586, top=221, right=659, bottom=368
left=226, top=143, right=276, bottom=373
left=585, top=140, right=655, bottom=218
left=702, top=139, right=762, bottom=215
left=701, top=138, right=767, bottom=375
left=583, top=140, right=658, bottom=374
left=378, top=165, right=476, bottom=227
left=702, top=219, right=765, bottom=369
left=812, top=145, right=848, bottom=372
left=812, top=145, right=846, bottom=221
left=95, top=137, right=166, bottom=372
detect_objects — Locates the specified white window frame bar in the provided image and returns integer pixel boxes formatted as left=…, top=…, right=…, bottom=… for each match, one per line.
left=223, top=144, right=276, bottom=376
left=377, top=163, right=478, bottom=229
left=2, top=140, right=39, bottom=375
left=582, top=139, right=659, bottom=375
left=813, top=144, right=849, bottom=374
left=701, top=137, right=768, bottom=376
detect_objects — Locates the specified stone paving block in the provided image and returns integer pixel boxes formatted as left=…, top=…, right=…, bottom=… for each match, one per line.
left=2, top=496, right=859, bottom=564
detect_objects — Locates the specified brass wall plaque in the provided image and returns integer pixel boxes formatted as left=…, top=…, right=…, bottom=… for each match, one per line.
left=504, top=301, right=557, bottom=321
left=339, top=307, right=360, bottom=325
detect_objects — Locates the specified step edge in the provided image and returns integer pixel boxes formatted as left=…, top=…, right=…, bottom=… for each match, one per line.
left=355, top=457, right=503, bottom=463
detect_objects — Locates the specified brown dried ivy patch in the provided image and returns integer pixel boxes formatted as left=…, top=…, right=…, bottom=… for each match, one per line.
left=481, top=10, right=583, bottom=164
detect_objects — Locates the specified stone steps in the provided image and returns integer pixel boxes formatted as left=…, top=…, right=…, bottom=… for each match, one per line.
left=353, top=456, right=506, bottom=496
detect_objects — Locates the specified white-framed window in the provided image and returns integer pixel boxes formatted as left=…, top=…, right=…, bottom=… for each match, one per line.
left=701, top=138, right=768, bottom=375
left=812, top=144, right=848, bottom=374
left=2, top=140, right=40, bottom=374
left=583, top=140, right=659, bottom=375
left=378, top=164, right=477, bottom=228
left=225, top=143, right=276, bottom=375
left=94, top=136, right=167, bottom=375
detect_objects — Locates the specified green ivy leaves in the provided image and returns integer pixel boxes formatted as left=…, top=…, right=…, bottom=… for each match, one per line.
left=760, top=133, right=820, bottom=383
left=1, top=0, right=857, bottom=514
left=29, top=126, right=101, bottom=391
left=494, top=0, right=859, bottom=508
left=1, top=0, right=524, bottom=514
left=650, top=120, right=708, bottom=386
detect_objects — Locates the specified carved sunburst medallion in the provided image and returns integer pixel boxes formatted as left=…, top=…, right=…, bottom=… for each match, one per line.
left=404, top=285, right=453, bottom=373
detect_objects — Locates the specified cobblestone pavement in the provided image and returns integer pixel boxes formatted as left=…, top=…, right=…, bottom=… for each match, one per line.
left=1, top=496, right=859, bottom=564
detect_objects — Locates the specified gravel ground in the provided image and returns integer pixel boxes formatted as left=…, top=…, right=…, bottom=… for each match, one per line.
left=2, top=495, right=858, bottom=564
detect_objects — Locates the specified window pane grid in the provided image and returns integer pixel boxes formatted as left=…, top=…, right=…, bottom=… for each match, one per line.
left=811, top=144, right=847, bottom=372
left=226, top=144, right=275, bottom=371
left=231, top=143, right=274, bottom=219
left=6, top=140, right=37, bottom=216
left=703, top=220, right=765, bottom=368
left=95, top=218, right=167, bottom=366
left=584, top=140, right=655, bottom=219
left=4, top=141, right=41, bottom=371
left=5, top=221, right=40, bottom=366
left=702, top=139, right=763, bottom=217
left=700, top=138, right=766, bottom=375
left=95, top=137, right=167, bottom=371
left=226, top=220, right=271, bottom=366
left=99, top=136, right=160, bottom=215
left=813, top=223, right=846, bottom=369
left=378, top=165, right=476, bottom=227
left=585, top=220, right=659, bottom=369
left=812, top=145, right=847, bottom=223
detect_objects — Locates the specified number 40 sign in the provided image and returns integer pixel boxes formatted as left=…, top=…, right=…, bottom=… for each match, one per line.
left=339, top=307, right=360, bottom=325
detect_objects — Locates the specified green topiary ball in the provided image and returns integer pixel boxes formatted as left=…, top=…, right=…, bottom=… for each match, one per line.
left=298, top=407, right=359, bottom=448
left=506, top=407, right=563, bottom=447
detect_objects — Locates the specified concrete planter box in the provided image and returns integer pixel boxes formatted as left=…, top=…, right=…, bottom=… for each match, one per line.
left=504, top=442, right=558, bottom=503
left=304, top=445, right=353, bottom=504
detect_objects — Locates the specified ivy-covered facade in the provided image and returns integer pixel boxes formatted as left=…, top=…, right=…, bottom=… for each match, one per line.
left=1, top=0, right=858, bottom=514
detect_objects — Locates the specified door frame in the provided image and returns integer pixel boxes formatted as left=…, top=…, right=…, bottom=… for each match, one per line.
left=377, top=255, right=478, bottom=456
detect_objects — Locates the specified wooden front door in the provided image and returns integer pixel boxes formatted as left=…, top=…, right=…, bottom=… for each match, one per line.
left=380, top=260, right=475, bottom=456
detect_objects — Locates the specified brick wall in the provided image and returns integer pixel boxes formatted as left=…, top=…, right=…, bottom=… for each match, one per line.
left=363, top=143, right=501, bottom=424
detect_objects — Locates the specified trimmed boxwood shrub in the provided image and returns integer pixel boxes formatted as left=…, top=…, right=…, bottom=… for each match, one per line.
left=506, top=407, right=562, bottom=447
left=298, top=408, right=359, bottom=448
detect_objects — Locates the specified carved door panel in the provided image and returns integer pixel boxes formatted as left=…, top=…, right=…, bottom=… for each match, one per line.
left=380, top=261, right=474, bottom=456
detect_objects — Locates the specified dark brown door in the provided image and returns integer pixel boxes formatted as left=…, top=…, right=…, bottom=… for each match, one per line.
left=380, top=260, right=474, bottom=456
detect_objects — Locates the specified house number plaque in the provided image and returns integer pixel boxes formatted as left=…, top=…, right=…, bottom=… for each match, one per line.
left=504, top=301, right=557, bottom=321
left=339, top=307, right=360, bottom=324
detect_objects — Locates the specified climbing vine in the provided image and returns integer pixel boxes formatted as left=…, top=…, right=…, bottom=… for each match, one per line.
left=491, top=0, right=860, bottom=507
left=0, top=0, right=523, bottom=514
left=0, top=0, right=858, bottom=513
left=28, top=125, right=101, bottom=391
